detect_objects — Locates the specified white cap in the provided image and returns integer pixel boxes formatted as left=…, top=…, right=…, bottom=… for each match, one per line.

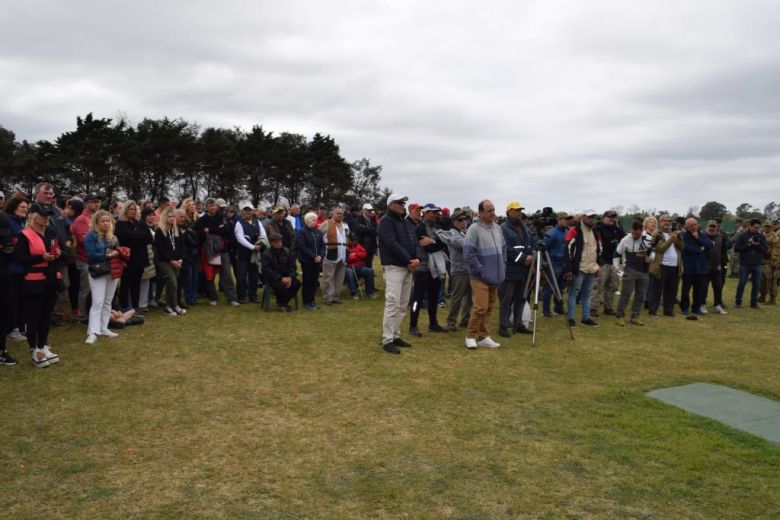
left=0, top=191, right=4, bottom=199
left=362, top=203, right=374, bottom=211
left=581, top=208, right=598, bottom=217
left=386, top=193, right=408, bottom=206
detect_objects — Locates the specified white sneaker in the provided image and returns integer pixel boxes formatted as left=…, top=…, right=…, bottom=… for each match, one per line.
left=85, top=333, right=98, bottom=345
left=174, top=306, right=187, bottom=315
left=477, top=336, right=501, bottom=348
left=31, top=348, right=50, bottom=368
left=699, top=305, right=708, bottom=314
left=229, top=300, right=241, bottom=307
left=164, top=306, right=178, bottom=316
left=7, top=328, right=26, bottom=342
left=464, top=337, right=478, bottom=349
left=41, top=345, right=59, bottom=364
left=714, top=305, right=727, bottom=315
left=100, top=330, right=119, bottom=338
left=209, top=301, right=218, bottom=306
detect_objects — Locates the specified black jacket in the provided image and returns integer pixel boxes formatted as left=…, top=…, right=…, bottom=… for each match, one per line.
left=595, top=223, right=625, bottom=264
left=353, top=214, right=378, bottom=254
left=154, top=228, right=184, bottom=263
left=116, top=219, right=152, bottom=271
left=261, top=246, right=297, bottom=282
left=296, top=227, right=325, bottom=265
left=377, top=211, right=418, bottom=267
left=734, top=231, right=768, bottom=266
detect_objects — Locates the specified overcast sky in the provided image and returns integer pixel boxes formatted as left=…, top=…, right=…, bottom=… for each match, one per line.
left=2, top=0, right=779, bottom=214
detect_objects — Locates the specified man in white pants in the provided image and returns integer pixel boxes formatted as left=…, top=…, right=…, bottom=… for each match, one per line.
left=376, top=194, right=420, bottom=354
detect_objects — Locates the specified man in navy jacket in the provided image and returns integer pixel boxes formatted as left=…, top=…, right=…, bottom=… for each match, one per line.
left=680, top=217, right=713, bottom=319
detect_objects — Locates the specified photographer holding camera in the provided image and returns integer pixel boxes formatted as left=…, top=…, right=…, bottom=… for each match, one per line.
left=734, top=218, right=768, bottom=308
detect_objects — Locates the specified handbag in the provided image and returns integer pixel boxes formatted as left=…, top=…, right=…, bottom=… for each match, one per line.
left=88, top=260, right=111, bottom=278
left=207, top=254, right=222, bottom=266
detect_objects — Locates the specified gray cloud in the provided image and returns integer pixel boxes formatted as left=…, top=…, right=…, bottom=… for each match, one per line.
left=2, top=0, right=779, bottom=214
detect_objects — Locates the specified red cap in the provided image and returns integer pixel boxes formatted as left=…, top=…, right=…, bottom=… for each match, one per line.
left=441, top=207, right=450, bottom=216
left=408, top=203, right=421, bottom=211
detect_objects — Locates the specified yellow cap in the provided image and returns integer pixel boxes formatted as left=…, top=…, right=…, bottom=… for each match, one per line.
left=506, top=201, right=525, bottom=211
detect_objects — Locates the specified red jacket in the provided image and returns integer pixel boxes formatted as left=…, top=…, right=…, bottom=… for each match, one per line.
left=71, top=209, right=94, bottom=262
left=347, top=243, right=368, bottom=269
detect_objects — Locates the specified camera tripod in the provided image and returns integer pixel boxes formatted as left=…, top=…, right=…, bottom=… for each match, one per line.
left=522, top=246, right=575, bottom=347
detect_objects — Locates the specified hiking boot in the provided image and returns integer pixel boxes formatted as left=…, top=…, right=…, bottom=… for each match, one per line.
left=382, top=342, right=400, bottom=355
left=393, top=338, right=412, bottom=348
left=408, top=327, right=423, bottom=337
left=581, top=319, right=599, bottom=326
left=630, top=317, right=644, bottom=326
left=498, top=326, right=511, bottom=338
left=616, top=316, right=625, bottom=326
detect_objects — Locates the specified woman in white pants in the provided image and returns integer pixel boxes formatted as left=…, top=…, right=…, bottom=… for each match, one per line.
left=84, top=210, right=121, bottom=344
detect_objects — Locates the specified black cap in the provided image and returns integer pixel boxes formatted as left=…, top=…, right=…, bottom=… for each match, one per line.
left=84, top=194, right=102, bottom=202
left=269, top=232, right=283, bottom=241
left=29, top=202, right=54, bottom=217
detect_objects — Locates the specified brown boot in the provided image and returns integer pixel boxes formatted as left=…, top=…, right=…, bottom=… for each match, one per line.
left=769, top=296, right=777, bottom=305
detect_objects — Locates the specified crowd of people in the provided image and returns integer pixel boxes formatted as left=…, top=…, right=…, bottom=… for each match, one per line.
left=0, top=184, right=778, bottom=365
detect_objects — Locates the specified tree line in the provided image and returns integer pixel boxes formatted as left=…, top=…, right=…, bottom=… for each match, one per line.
left=0, top=114, right=389, bottom=210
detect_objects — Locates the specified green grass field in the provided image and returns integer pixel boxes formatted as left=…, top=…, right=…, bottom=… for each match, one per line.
left=1, top=275, right=778, bottom=519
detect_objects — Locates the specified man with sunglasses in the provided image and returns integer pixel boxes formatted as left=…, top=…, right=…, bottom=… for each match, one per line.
left=377, top=194, right=420, bottom=355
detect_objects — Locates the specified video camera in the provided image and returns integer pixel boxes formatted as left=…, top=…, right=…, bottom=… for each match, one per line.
left=528, top=207, right=557, bottom=238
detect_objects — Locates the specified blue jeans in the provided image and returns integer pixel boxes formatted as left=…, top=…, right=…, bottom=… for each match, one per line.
left=567, top=272, right=596, bottom=321
left=735, top=264, right=762, bottom=307
left=542, top=261, right=565, bottom=314
left=345, top=266, right=375, bottom=296
left=182, top=262, right=199, bottom=305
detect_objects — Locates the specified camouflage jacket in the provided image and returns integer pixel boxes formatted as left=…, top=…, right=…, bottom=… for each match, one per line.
left=770, top=230, right=780, bottom=267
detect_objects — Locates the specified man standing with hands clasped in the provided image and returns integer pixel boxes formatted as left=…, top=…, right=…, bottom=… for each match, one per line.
left=377, top=194, right=419, bottom=355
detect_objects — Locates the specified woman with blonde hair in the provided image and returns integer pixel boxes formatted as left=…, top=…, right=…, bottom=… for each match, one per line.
left=115, top=200, right=152, bottom=313
left=643, top=216, right=658, bottom=238
left=154, top=207, right=186, bottom=316
left=180, top=197, right=198, bottom=226
left=85, top=210, right=121, bottom=344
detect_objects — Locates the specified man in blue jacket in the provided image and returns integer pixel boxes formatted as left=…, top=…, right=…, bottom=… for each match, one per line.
left=498, top=202, right=535, bottom=337
left=377, top=194, right=419, bottom=355
left=542, top=212, right=572, bottom=317
left=680, top=217, right=713, bottom=319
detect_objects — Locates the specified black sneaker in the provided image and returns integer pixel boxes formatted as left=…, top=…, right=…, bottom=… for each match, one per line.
left=408, top=327, right=423, bottom=337
left=428, top=324, right=447, bottom=333
left=498, top=326, right=511, bottom=338
left=0, top=350, right=18, bottom=366
left=382, top=342, right=401, bottom=355
left=515, top=325, right=533, bottom=335
left=567, top=319, right=576, bottom=327
left=581, top=319, right=599, bottom=326
left=393, top=338, right=412, bottom=348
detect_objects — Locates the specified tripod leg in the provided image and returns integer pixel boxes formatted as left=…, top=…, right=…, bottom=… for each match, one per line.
left=543, top=250, right=575, bottom=341
left=531, top=251, right=542, bottom=347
